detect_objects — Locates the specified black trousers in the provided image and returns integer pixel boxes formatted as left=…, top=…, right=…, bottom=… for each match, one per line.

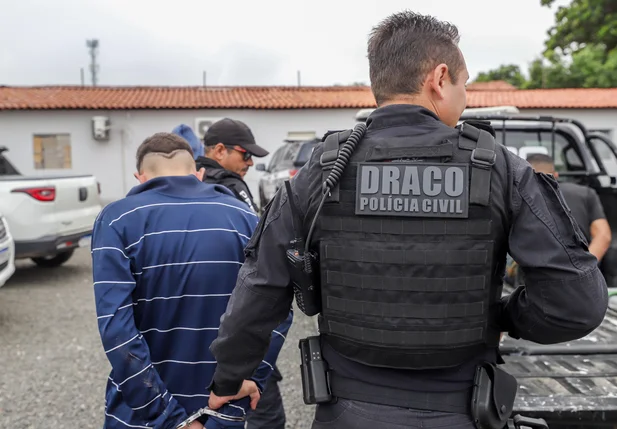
left=311, top=398, right=475, bottom=429
left=246, top=365, right=286, bottom=429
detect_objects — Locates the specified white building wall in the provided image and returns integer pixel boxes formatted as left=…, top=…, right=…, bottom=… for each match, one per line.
left=0, top=109, right=359, bottom=204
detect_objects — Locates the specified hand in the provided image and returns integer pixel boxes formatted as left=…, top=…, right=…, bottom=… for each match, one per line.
left=208, top=380, right=261, bottom=411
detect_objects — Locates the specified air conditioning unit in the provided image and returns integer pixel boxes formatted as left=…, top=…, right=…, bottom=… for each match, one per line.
left=194, top=117, right=224, bottom=140
left=92, top=116, right=111, bottom=141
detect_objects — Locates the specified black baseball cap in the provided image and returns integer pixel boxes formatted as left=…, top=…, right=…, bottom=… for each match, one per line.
left=204, top=118, right=269, bottom=157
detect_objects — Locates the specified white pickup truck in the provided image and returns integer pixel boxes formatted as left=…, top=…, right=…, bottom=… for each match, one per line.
left=0, top=146, right=102, bottom=267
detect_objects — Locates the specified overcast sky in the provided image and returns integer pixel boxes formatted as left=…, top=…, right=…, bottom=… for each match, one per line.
left=0, top=0, right=569, bottom=87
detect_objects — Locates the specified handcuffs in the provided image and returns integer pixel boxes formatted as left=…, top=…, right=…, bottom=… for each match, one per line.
left=176, top=406, right=246, bottom=428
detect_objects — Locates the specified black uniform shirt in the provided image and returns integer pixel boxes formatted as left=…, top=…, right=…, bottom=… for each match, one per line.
left=559, top=181, right=607, bottom=242
left=196, top=156, right=258, bottom=213
left=209, top=104, right=608, bottom=397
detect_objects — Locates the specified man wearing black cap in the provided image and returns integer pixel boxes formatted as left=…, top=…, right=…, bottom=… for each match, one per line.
left=196, top=118, right=269, bottom=213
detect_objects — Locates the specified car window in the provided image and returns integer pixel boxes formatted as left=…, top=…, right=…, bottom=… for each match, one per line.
left=295, top=143, right=316, bottom=166
left=267, top=147, right=286, bottom=171
left=0, top=154, right=20, bottom=175
left=589, top=136, right=617, bottom=177
left=494, top=130, right=585, bottom=173
left=281, top=144, right=298, bottom=162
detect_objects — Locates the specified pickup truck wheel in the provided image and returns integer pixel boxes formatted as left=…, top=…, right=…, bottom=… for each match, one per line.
left=31, top=250, right=75, bottom=268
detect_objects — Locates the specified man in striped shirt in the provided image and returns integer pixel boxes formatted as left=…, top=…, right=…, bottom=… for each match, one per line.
left=92, top=133, right=292, bottom=429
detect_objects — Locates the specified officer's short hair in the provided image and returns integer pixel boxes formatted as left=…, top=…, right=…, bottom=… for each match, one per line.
left=367, top=10, right=463, bottom=105
left=526, top=153, right=555, bottom=167
left=136, top=132, right=194, bottom=172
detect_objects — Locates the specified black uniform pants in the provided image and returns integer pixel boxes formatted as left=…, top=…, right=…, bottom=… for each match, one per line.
left=246, top=365, right=286, bottom=429
left=311, top=398, right=475, bottom=429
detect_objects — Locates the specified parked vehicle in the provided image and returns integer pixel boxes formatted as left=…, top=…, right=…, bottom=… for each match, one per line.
left=255, top=135, right=320, bottom=211
left=0, top=146, right=102, bottom=267
left=0, top=212, right=15, bottom=287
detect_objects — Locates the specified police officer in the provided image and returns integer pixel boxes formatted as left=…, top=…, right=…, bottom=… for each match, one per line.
left=195, top=118, right=267, bottom=213
left=206, top=11, right=608, bottom=429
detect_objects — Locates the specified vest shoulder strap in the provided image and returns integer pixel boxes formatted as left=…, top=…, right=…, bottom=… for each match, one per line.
left=458, top=122, right=497, bottom=207
left=319, top=129, right=353, bottom=203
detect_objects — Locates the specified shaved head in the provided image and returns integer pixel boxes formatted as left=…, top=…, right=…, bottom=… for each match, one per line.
left=140, top=149, right=196, bottom=176
left=134, top=133, right=205, bottom=183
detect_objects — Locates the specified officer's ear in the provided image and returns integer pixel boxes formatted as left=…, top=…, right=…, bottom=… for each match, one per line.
left=429, top=63, right=449, bottom=99
left=210, top=143, right=228, bottom=160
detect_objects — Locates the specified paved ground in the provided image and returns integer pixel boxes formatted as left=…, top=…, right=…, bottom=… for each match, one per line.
left=0, top=248, right=315, bottom=429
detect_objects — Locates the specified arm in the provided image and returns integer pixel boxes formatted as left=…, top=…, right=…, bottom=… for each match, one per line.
left=500, top=157, right=608, bottom=344
left=208, top=179, right=299, bottom=398
left=205, top=310, right=294, bottom=428
left=251, top=309, right=294, bottom=388
left=92, top=217, right=188, bottom=429
left=586, top=188, right=612, bottom=261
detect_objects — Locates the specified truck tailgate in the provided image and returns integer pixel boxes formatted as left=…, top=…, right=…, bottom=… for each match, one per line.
left=53, top=176, right=101, bottom=236
left=0, top=174, right=101, bottom=244
left=503, top=354, right=617, bottom=426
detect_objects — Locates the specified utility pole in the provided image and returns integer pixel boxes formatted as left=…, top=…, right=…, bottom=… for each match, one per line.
left=86, top=39, right=100, bottom=86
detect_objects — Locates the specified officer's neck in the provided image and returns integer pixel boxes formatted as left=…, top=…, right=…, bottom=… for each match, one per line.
left=379, top=97, right=438, bottom=117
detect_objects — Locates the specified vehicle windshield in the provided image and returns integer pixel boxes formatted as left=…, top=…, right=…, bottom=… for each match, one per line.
left=0, top=153, right=20, bottom=175
left=295, top=142, right=316, bottom=166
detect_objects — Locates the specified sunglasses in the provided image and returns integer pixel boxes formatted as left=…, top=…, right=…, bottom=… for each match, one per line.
left=225, top=145, right=252, bottom=161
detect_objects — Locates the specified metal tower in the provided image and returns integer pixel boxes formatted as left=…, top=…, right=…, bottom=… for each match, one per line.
left=86, top=39, right=99, bottom=86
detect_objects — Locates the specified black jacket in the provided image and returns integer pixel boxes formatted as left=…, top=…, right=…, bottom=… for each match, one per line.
left=195, top=157, right=257, bottom=213
left=209, top=104, right=608, bottom=397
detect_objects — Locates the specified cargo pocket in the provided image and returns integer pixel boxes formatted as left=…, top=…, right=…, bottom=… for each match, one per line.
left=536, top=173, right=589, bottom=249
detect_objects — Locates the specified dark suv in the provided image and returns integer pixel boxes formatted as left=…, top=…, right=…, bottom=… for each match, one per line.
left=255, top=138, right=320, bottom=212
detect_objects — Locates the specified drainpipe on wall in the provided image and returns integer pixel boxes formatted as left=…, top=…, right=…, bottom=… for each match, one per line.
left=120, top=127, right=128, bottom=196
left=119, top=112, right=132, bottom=196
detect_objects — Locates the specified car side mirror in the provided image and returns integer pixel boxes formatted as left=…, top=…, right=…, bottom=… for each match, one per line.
left=255, top=163, right=266, bottom=172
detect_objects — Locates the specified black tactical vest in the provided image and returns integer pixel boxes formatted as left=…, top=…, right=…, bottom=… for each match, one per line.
left=315, top=122, right=504, bottom=370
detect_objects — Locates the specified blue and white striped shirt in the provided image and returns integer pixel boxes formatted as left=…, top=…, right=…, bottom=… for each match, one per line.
left=92, top=175, right=292, bottom=429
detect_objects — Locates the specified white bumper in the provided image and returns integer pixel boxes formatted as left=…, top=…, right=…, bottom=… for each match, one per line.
left=0, top=220, right=16, bottom=288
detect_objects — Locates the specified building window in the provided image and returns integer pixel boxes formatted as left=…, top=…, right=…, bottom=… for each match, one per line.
left=33, top=134, right=72, bottom=169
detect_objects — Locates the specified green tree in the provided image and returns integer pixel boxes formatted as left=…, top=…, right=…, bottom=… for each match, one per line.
left=473, top=0, right=617, bottom=89
left=473, top=64, right=526, bottom=87
left=523, top=45, right=617, bottom=88
left=541, top=0, right=617, bottom=54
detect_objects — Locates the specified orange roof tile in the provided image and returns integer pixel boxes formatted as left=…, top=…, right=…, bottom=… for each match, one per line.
left=466, top=80, right=517, bottom=91
left=1, top=85, right=617, bottom=110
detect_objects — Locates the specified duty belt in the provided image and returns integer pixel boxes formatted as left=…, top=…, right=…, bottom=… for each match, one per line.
left=329, top=372, right=472, bottom=414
